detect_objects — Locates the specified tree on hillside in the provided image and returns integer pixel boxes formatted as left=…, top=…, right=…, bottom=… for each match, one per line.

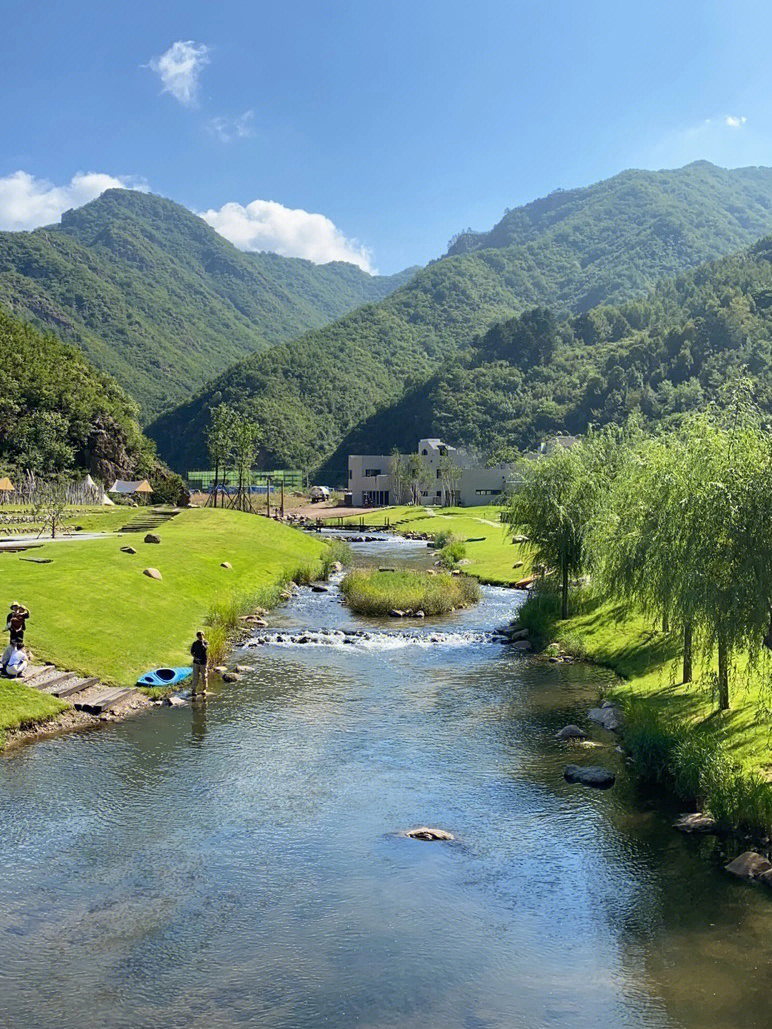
left=390, top=449, right=409, bottom=505
left=206, top=403, right=237, bottom=507
left=230, top=417, right=262, bottom=513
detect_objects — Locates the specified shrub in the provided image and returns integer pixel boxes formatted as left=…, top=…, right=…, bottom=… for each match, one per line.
left=438, top=541, right=466, bottom=567
left=321, top=538, right=352, bottom=578
left=431, top=529, right=460, bottom=549
left=340, top=569, right=480, bottom=616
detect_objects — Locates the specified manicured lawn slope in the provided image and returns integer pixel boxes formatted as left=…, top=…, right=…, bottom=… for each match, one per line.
left=342, top=505, right=531, bottom=585
left=0, top=680, right=67, bottom=741
left=4, top=508, right=326, bottom=688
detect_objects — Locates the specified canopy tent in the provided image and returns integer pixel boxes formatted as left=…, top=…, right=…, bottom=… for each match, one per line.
left=108, top=479, right=153, bottom=496
left=0, top=477, right=14, bottom=492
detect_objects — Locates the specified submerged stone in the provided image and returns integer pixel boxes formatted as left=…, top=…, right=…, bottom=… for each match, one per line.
left=563, top=764, right=615, bottom=789
left=673, top=812, right=718, bottom=834
left=556, top=724, right=586, bottom=740
left=725, top=851, right=772, bottom=880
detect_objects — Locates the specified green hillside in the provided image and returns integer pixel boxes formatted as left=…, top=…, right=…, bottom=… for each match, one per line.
left=148, top=162, right=772, bottom=476
left=0, top=306, right=153, bottom=480
left=0, top=189, right=414, bottom=419
left=343, top=236, right=772, bottom=463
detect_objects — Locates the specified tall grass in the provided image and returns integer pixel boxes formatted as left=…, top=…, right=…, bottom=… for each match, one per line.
left=622, top=701, right=772, bottom=835
left=340, top=569, right=480, bottom=616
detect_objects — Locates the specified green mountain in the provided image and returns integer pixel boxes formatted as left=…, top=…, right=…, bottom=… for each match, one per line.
left=0, top=306, right=154, bottom=482
left=337, top=236, right=772, bottom=465
left=147, top=162, right=772, bottom=476
left=0, top=189, right=414, bottom=420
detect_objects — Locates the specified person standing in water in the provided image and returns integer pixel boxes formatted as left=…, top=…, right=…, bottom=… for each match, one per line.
left=190, top=630, right=208, bottom=698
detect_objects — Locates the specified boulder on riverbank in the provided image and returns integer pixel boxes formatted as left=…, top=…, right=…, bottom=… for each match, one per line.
left=564, top=764, right=615, bottom=789
left=144, top=533, right=161, bottom=544
left=724, top=851, right=772, bottom=880
left=221, top=561, right=232, bottom=569
left=556, top=724, right=587, bottom=740
left=673, top=812, right=718, bottom=834
left=120, top=545, right=136, bottom=554
left=588, top=704, right=624, bottom=732
left=143, top=567, right=162, bottom=580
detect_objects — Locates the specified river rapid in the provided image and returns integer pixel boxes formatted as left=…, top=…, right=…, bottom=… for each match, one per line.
left=0, top=533, right=769, bottom=1029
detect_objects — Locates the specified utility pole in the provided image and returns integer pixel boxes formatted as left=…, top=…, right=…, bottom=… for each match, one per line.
left=266, top=475, right=272, bottom=518
left=280, top=477, right=285, bottom=520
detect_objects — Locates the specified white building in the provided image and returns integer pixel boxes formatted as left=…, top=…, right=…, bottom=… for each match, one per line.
left=348, top=438, right=518, bottom=508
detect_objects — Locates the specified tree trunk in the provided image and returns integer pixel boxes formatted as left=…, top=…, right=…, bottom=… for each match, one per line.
left=561, top=560, right=569, bottom=620
left=717, top=633, right=729, bottom=711
left=213, top=457, right=219, bottom=508
left=683, top=621, right=693, bottom=684
left=662, top=613, right=669, bottom=633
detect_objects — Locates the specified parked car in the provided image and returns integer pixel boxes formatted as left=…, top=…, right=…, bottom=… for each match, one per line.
left=309, top=485, right=331, bottom=503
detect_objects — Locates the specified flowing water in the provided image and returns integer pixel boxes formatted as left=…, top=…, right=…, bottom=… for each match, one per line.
left=0, top=534, right=769, bottom=1029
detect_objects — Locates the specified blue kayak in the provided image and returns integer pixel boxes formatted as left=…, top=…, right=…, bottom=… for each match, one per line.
left=136, top=666, right=192, bottom=687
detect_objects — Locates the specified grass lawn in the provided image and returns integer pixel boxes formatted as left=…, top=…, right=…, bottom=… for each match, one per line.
left=2, top=508, right=327, bottom=690
left=0, top=680, right=67, bottom=744
left=522, top=592, right=772, bottom=778
left=340, top=505, right=531, bottom=585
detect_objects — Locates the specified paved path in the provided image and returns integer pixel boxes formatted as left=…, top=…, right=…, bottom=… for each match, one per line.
left=0, top=532, right=110, bottom=550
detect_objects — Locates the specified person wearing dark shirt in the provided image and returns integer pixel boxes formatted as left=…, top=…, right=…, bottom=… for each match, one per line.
left=6, top=603, right=29, bottom=645
left=190, top=630, right=208, bottom=697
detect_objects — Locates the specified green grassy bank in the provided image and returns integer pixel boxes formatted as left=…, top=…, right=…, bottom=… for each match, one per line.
left=341, top=505, right=531, bottom=585
left=519, top=588, right=772, bottom=833
left=1, top=509, right=329, bottom=739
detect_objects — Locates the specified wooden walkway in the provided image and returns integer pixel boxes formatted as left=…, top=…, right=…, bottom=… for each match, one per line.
left=21, top=663, right=143, bottom=717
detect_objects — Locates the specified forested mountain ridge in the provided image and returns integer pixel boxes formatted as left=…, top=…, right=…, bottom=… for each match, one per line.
left=330, top=236, right=772, bottom=471
left=0, top=189, right=414, bottom=420
left=148, top=162, right=772, bottom=475
left=0, top=305, right=154, bottom=481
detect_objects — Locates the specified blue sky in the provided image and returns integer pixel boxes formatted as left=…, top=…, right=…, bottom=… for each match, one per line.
left=2, top=0, right=771, bottom=273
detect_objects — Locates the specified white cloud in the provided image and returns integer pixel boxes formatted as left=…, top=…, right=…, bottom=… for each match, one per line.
left=207, top=110, right=254, bottom=143
left=0, top=170, right=148, bottom=231
left=199, top=199, right=375, bottom=272
left=148, top=40, right=210, bottom=107
left=725, top=115, right=747, bottom=128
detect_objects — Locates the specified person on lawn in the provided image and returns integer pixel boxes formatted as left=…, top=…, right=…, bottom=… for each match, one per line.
left=1, top=640, right=28, bottom=678
left=6, top=602, right=29, bottom=645
left=190, top=631, right=208, bottom=697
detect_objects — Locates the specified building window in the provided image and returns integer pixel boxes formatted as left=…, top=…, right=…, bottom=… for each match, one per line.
left=475, top=488, right=502, bottom=496
left=436, top=468, right=441, bottom=478
left=349, top=469, right=352, bottom=479
left=435, top=490, right=441, bottom=497
left=439, top=446, right=446, bottom=456
left=421, top=490, right=428, bottom=496
left=364, top=468, right=381, bottom=477
left=421, top=449, right=428, bottom=456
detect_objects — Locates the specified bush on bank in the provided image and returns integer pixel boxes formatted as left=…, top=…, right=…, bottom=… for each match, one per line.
left=340, top=569, right=480, bottom=616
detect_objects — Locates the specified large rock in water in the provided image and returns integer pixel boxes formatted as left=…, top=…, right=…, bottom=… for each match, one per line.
left=143, top=567, right=162, bottom=580
left=564, top=764, right=616, bottom=789
left=724, top=851, right=772, bottom=880
left=404, top=826, right=455, bottom=841
left=144, top=533, right=161, bottom=544
left=556, top=724, right=587, bottom=740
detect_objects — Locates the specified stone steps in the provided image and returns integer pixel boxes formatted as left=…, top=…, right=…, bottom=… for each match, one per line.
left=22, top=663, right=141, bottom=716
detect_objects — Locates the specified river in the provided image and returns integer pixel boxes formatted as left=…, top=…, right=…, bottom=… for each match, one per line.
left=0, top=534, right=769, bottom=1029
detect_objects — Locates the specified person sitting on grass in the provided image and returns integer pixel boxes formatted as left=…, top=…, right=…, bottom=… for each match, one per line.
left=1, top=640, right=28, bottom=678
left=190, top=631, right=208, bottom=697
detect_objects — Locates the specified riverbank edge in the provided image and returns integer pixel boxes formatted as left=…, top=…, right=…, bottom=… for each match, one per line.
left=0, top=533, right=343, bottom=753
left=514, top=589, right=772, bottom=842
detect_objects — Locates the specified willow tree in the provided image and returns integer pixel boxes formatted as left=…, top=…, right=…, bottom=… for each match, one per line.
left=505, top=441, right=594, bottom=619
left=591, top=406, right=772, bottom=709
